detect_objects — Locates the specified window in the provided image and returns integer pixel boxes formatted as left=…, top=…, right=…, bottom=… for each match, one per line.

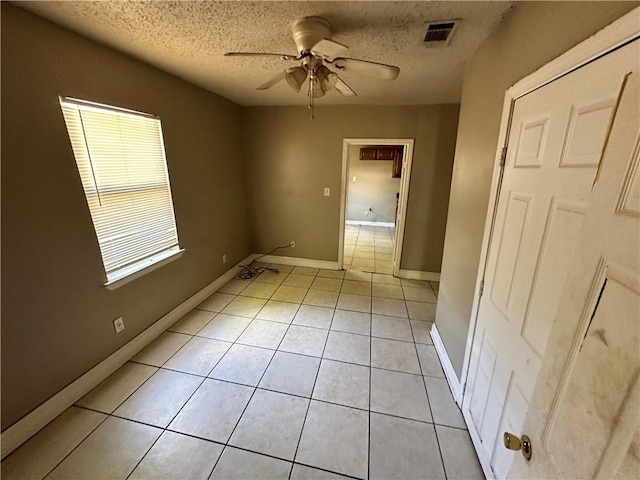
left=60, top=97, right=182, bottom=287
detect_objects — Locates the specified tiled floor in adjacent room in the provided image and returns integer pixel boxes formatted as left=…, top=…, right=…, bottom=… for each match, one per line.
left=343, top=225, right=396, bottom=274
left=2, top=265, right=484, bottom=480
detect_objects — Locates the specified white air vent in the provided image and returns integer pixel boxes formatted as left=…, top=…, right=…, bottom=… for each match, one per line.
left=423, top=20, right=459, bottom=47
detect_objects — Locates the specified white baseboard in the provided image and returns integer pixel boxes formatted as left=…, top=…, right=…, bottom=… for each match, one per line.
left=255, top=254, right=340, bottom=270
left=345, top=220, right=395, bottom=227
left=430, top=323, right=463, bottom=407
left=398, top=269, right=441, bottom=282
left=0, top=254, right=253, bottom=460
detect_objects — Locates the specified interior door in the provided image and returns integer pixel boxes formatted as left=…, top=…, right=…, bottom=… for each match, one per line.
left=462, top=39, right=639, bottom=478
left=510, top=67, right=639, bottom=480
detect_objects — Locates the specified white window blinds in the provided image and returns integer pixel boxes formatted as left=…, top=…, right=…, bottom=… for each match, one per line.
left=60, top=97, right=181, bottom=283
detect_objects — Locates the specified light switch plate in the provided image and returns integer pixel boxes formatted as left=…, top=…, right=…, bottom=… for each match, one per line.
left=324, top=187, right=330, bottom=196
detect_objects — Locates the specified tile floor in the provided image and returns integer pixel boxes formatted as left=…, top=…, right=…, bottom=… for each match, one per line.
left=2, top=265, right=482, bottom=480
left=343, top=225, right=396, bottom=274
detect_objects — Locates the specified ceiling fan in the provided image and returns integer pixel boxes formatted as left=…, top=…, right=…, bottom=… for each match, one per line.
left=225, top=16, right=400, bottom=118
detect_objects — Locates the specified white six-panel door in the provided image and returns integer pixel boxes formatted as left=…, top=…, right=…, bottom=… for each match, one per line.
left=462, top=39, right=639, bottom=479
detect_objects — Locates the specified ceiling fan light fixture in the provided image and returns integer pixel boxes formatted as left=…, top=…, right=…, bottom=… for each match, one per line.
left=316, top=65, right=338, bottom=91
left=308, top=76, right=326, bottom=98
left=285, top=66, right=308, bottom=92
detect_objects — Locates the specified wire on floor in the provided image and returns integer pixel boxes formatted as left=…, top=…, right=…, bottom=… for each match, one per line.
left=237, top=244, right=292, bottom=279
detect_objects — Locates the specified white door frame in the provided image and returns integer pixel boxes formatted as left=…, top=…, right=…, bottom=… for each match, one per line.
left=457, top=7, right=640, bottom=478
left=338, top=138, right=415, bottom=276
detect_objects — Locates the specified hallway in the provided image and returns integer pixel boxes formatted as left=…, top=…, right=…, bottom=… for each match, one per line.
left=343, top=225, right=396, bottom=274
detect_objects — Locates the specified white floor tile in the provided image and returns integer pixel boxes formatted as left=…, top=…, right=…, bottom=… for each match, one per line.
left=239, top=281, right=279, bottom=299
left=210, top=447, right=291, bottom=480
left=403, top=286, right=437, bottom=303
left=129, top=431, right=223, bottom=480
left=197, top=313, right=251, bottom=342
left=163, top=336, right=231, bottom=376
left=254, top=270, right=288, bottom=285
left=371, top=337, right=420, bottom=374
left=168, top=310, right=216, bottom=335
left=411, top=320, right=434, bottom=344
left=372, top=273, right=400, bottom=285
left=370, top=413, right=445, bottom=480
left=293, top=266, right=320, bottom=276
left=317, top=269, right=346, bottom=279
left=323, top=331, right=370, bottom=366
left=372, top=284, right=404, bottom=299
left=131, top=332, right=191, bottom=367
left=256, top=300, right=300, bottom=324
left=269, top=264, right=295, bottom=273
left=1, top=407, right=106, bottom=480
left=311, top=277, right=343, bottom=292
left=259, top=351, right=320, bottom=397
left=272, top=285, right=309, bottom=303
left=114, top=369, right=201, bottom=427
left=416, top=343, right=445, bottom=378
left=372, top=297, right=408, bottom=318
left=219, top=278, right=252, bottom=295
left=230, top=389, right=309, bottom=460
left=296, top=401, right=368, bottom=479
left=196, top=292, right=236, bottom=312
left=406, top=301, right=436, bottom=321
left=293, top=304, right=334, bottom=329
left=400, top=278, right=431, bottom=289
left=312, top=359, right=370, bottom=410
left=283, top=273, right=315, bottom=288
left=290, top=464, right=350, bottom=479
left=222, top=296, right=267, bottom=318
left=46, top=417, right=161, bottom=480
left=336, top=293, right=371, bottom=313
left=371, top=314, right=413, bottom=342
left=279, top=325, right=328, bottom=357
left=370, top=368, right=431, bottom=422
left=76, top=362, right=157, bottom=413
left=436, top=425, right=484, bottom=480
left=236, top=319, right=289, bottom=349
left=344, top=270, right=372, bottom=282
left=424, top=377, right=466, bottom=428
left=168, top=379, right=253, bottom=443
left=331, top=310, right=371, bottom=336
left=340, top=280, right=372, bottom=296
left=303, top=289, right=339, bottom=308
left=209, top=344, right=274, bottom=386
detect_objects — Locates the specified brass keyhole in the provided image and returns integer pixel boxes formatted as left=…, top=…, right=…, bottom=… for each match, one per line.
left=503, top=432, right=532, bottom=461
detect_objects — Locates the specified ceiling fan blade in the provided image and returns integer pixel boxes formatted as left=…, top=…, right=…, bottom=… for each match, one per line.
left=333, top=57, right=400, bottom=80
left=311, top=38, right=350, bottom=60
left=256, top=71, right=286, bottom=90
left=334, top=77, right=357, bottom=97
left=225, top=52, right=298, bottom=61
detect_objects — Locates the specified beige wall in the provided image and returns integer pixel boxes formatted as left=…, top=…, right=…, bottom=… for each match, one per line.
left=347, top=145, right=400, bottom=223
left=243, top=104, right=459, bottom=272
left=436, top=1, right=639, bottom=378
left=1, top=4, right=251, bottom=430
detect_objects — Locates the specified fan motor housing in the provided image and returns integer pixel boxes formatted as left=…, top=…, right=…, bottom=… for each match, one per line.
left=292, top=16, right=332, bottom=54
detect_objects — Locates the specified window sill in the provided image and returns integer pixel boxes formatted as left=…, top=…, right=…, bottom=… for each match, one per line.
left=104, top=248, right=185, bottom=290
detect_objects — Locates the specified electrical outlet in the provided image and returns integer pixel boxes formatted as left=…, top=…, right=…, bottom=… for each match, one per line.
left=291, top=241, right=296, bottom=248
left=113, top=317, right=125, bottom=334
left=365, top=210, right=369, bottom=215
left=222, top=254, right=227, bottom=264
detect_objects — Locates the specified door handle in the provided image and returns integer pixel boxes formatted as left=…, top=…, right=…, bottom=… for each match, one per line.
left=503, top=432, right=532, bottom=461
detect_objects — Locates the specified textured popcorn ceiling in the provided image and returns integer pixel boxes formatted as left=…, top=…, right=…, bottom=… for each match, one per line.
left=18, top=1, right=512, bottom=106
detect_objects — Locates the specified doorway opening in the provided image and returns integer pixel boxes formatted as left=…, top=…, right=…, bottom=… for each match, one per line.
left=338, top=138, right=414, bottom=275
